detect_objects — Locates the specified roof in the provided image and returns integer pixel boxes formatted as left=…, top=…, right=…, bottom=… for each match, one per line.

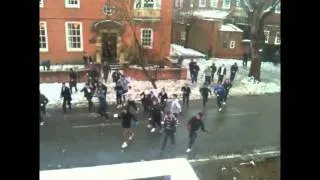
left=40, top=158, right=199, bottom=180
left=193, top=10, right=230, bottom=20
left=219, top=24, right=243, bottom=32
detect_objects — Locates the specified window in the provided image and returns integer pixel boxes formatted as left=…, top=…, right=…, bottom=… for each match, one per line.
left=65, top=0, right=80, bottom=8
left=229, top=41, right=235, bottom=49
left=222, top=0, right=231, bottom=9
left=141, top=28, right=153, bottom=49
left=39, top=21, right=48, bottom=52
left=199, top=0, right=206, bottom=7
left=210, top=0, right=218, bottom=8
left=103, top=5, right=114, bottom=16
left=274, top=32, right=280, bottom=45
left=175, top=0, right=184, bottom=8
left=40, top=0, right=44, bottom=8
left=275, top=3, right=280, bottom=14
left=65, top=22, right=83, bottom=52
left=180, top=31, right=186, bottom=41
left=223, top=41, right=228, bottom=49
left=134, top=0, right=161, bottom=9
left=236, top=0, right=241, bottom=8
left=264, top=30, right=270, bottom=43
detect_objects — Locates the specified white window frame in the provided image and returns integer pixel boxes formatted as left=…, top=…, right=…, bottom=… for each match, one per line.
left=229, top=41, right=235, bottom=49
left=40, top=0, right=44, bottom=8
left=65, top=21, right=84, bottom=52
left=236, top=0, right=241, bottom=9
left=264, top=30, right=270, bottom=43
left=65, top=0, right=80, bottom=9
left=210, top=0, right=218, bottom=8
left=39, top=21, right=48, bottom=52
left=275, top=3, right=280, bottom=14
left=222, top=0, right=231, bottom=9
left=180, top=31, right=186, bottom=41
left=274, top=31, right=280, bottom=45
left=134, top=0, right=161, bottom=9
left=199, top=0, right=206, bottom=7
left=140, top=28, right=153, bottom=49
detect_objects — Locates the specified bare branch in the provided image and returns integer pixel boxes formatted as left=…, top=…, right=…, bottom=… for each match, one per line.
left=260, top=0, right=280, bottom=20
left=243, top=0, right=253, bottom=13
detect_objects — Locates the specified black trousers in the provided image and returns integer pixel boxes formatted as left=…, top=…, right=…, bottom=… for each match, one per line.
left=40, top=105, right=46, bottom=115
left=188, top=131, right=197, bottom=149
left=40, top=112, right=43, bottom=123
left=223, top=90, right=230, bottom=102
left=205, top=76, right=211, bottom=85
left=69, top=81, right=77, bottom=93
left=202, top=95, right=208, bottom=107
left=211, top=73, right=215, bottom=82
left=98, top=99, right=108, bottom=119
left=218, top=75, right=224, bottom=84
left=142, top=101, right=148, bottom=113
left=87, top=97, right=93, bottom=112
left=243, top=60, right=248, bottom=67
left=161, top=130, right=175, bottom=150
left=217, top=96, right=223, bottom=108
left=182, top=94, right=189, bottom=105
left=152, top=115, right=162, bottom=129
left=230, top=72, right=236, bottom=82
left=116, top=94, right=122, bottom=105
left=62, top=98, right=71, bottom=113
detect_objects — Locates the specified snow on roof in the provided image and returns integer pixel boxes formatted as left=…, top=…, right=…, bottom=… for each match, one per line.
left=193, top=10, right=230, bottom=20
left=170, top=44, right=206, bottom=57
left=220, top=24, right=243, bottom=32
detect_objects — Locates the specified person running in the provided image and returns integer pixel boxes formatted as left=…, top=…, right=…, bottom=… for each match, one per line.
left=140, top=90, right=149, bottom=115
left=112, top=69, right=122, bottom=85
left=158, top=88, right=168, bottom=111
left=60, top=82, right=72, bottom=113
left=222, top=79, right=233, bottom=104
left=118, top=75, right=130, bottom=103
left=160, top=111, right=178, bottom=152
left=217, top=64, right=227, bottom=84
left=204, top=66, right=212, bottom=85
left=170, top=94, right=182, bottom=119
left=80, top=83, right=94, bottom=112
left=210, top=63, right=217, bottom=83
left=126, top=93, right=139, bottom=122
left=230, top=63, right=238, bottom=82
left=181, top=83, right=191, bottom=107
left=186, top=112, right=208, bottom=153
left=115, top=81, right=124, bottom=108
left=214, top=84, right=226, bottom=112
left=150, top=100, right=163, bottom=133
left=40, top=91, right=49, bottom=126
left=118, top=109, right=135, bottom=149
left=95, top=85, right=109, bottom=120
left=69, top=68, right=78, bottom=94
left=200, top=83, right=212, bottom=107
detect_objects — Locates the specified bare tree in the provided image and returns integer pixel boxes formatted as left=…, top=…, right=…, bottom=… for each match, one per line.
left=243, top=0, right=280, bottom=81
left=107, top=0, right=169, bottom=89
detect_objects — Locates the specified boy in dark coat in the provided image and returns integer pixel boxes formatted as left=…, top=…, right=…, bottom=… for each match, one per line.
left=40, top=92, right=49, bottom=126
left=191, top=63, right=200, bottom=84
left=186, top=112, right=208, bottom=153
left=115, top=81, right=124, bottom=107
left=112, top=70, right=122, bottom=85
left=210, top=63, right=217, bottom=83
left=158, top=88, right=168, bottom=111
left=222, top=79, right=233, bottom=104
left=200, top=83, right=212, bottom=107
left=95, top=86, right=109, bottom=120
left=118, top=109, right=135, bottom=149
left=69, top=68, right=78, bottom=94
left=80, top=83, right=94, bottom=112
left=160, top=111, right=178, bottom=152
left=230, top=63, right=238, bottom=82
left=150, top=100, right=163, bottom=133
left=140, top=90, right=149, bottom=114
left=181, top=83, right=191, bottom=106
left=60, top=82, right=72, bottom=113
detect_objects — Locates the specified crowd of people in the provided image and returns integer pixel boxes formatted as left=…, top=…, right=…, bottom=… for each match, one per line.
left=40, top=59, right=241, bottom=153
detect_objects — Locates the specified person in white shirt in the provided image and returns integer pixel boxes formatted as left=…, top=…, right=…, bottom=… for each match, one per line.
left=170, top=94, right=182, bottom=119
left=217, top=64, right=227, bottom=84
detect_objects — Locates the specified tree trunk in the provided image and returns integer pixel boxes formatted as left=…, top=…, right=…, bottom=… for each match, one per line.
left=249, top=52, right=261, bottom=81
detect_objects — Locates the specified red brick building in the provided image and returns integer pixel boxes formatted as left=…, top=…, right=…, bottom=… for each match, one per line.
left=172, top=0, right=281, bottom=58
left=39, top=0, right=172, bottom=64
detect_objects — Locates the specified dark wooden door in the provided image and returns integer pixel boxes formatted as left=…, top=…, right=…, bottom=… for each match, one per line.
left=102, top=33, right=117, bottom=62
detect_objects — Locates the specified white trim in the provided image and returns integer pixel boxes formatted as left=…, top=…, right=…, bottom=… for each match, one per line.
left=199, top=0, right=206, bottom=8
left=65, top=21, right=84, bottom=52
left=210, top=0, right=218, bottom=8
left=180, top=31, right=186, bottom=40
left=39, top=0, right=44, bottom=8
left=264, top=30, right=270, bottom=43
left=140, top=28, right=153, bottom=49
left=222, top=0, right=231, bottom=9
left=134, top=0, right=161, bottom=10
left=274, top=31, right=280, bottom=45
left=275, top=3, right=280, bottom=14
left=65, top=0, right=80, bottom=8
left=39, top=21, right=48, bottom=52
left=229, top=41, right=235, bottom=49
left=236, top=0, right=242, bottom=9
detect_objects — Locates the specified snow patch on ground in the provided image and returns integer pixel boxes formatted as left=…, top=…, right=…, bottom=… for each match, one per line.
left=170, top=44, right=206, bottom=57
left=40, top=65, right=85, bottom=72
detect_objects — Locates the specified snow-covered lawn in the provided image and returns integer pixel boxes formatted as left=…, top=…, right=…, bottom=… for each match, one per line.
left=40, top=45, right=280, bottom=108
left=40, top=65, right=85, bottom=72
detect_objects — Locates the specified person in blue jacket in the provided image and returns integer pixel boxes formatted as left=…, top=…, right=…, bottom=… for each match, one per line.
left=213, top=84, right=226, bottom=112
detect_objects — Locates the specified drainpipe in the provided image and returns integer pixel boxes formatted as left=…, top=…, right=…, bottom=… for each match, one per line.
left=184, top=23, right=190, bottom=48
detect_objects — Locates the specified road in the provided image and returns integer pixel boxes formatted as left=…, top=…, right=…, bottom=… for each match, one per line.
left=40, top=94, right=280, bottom=171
